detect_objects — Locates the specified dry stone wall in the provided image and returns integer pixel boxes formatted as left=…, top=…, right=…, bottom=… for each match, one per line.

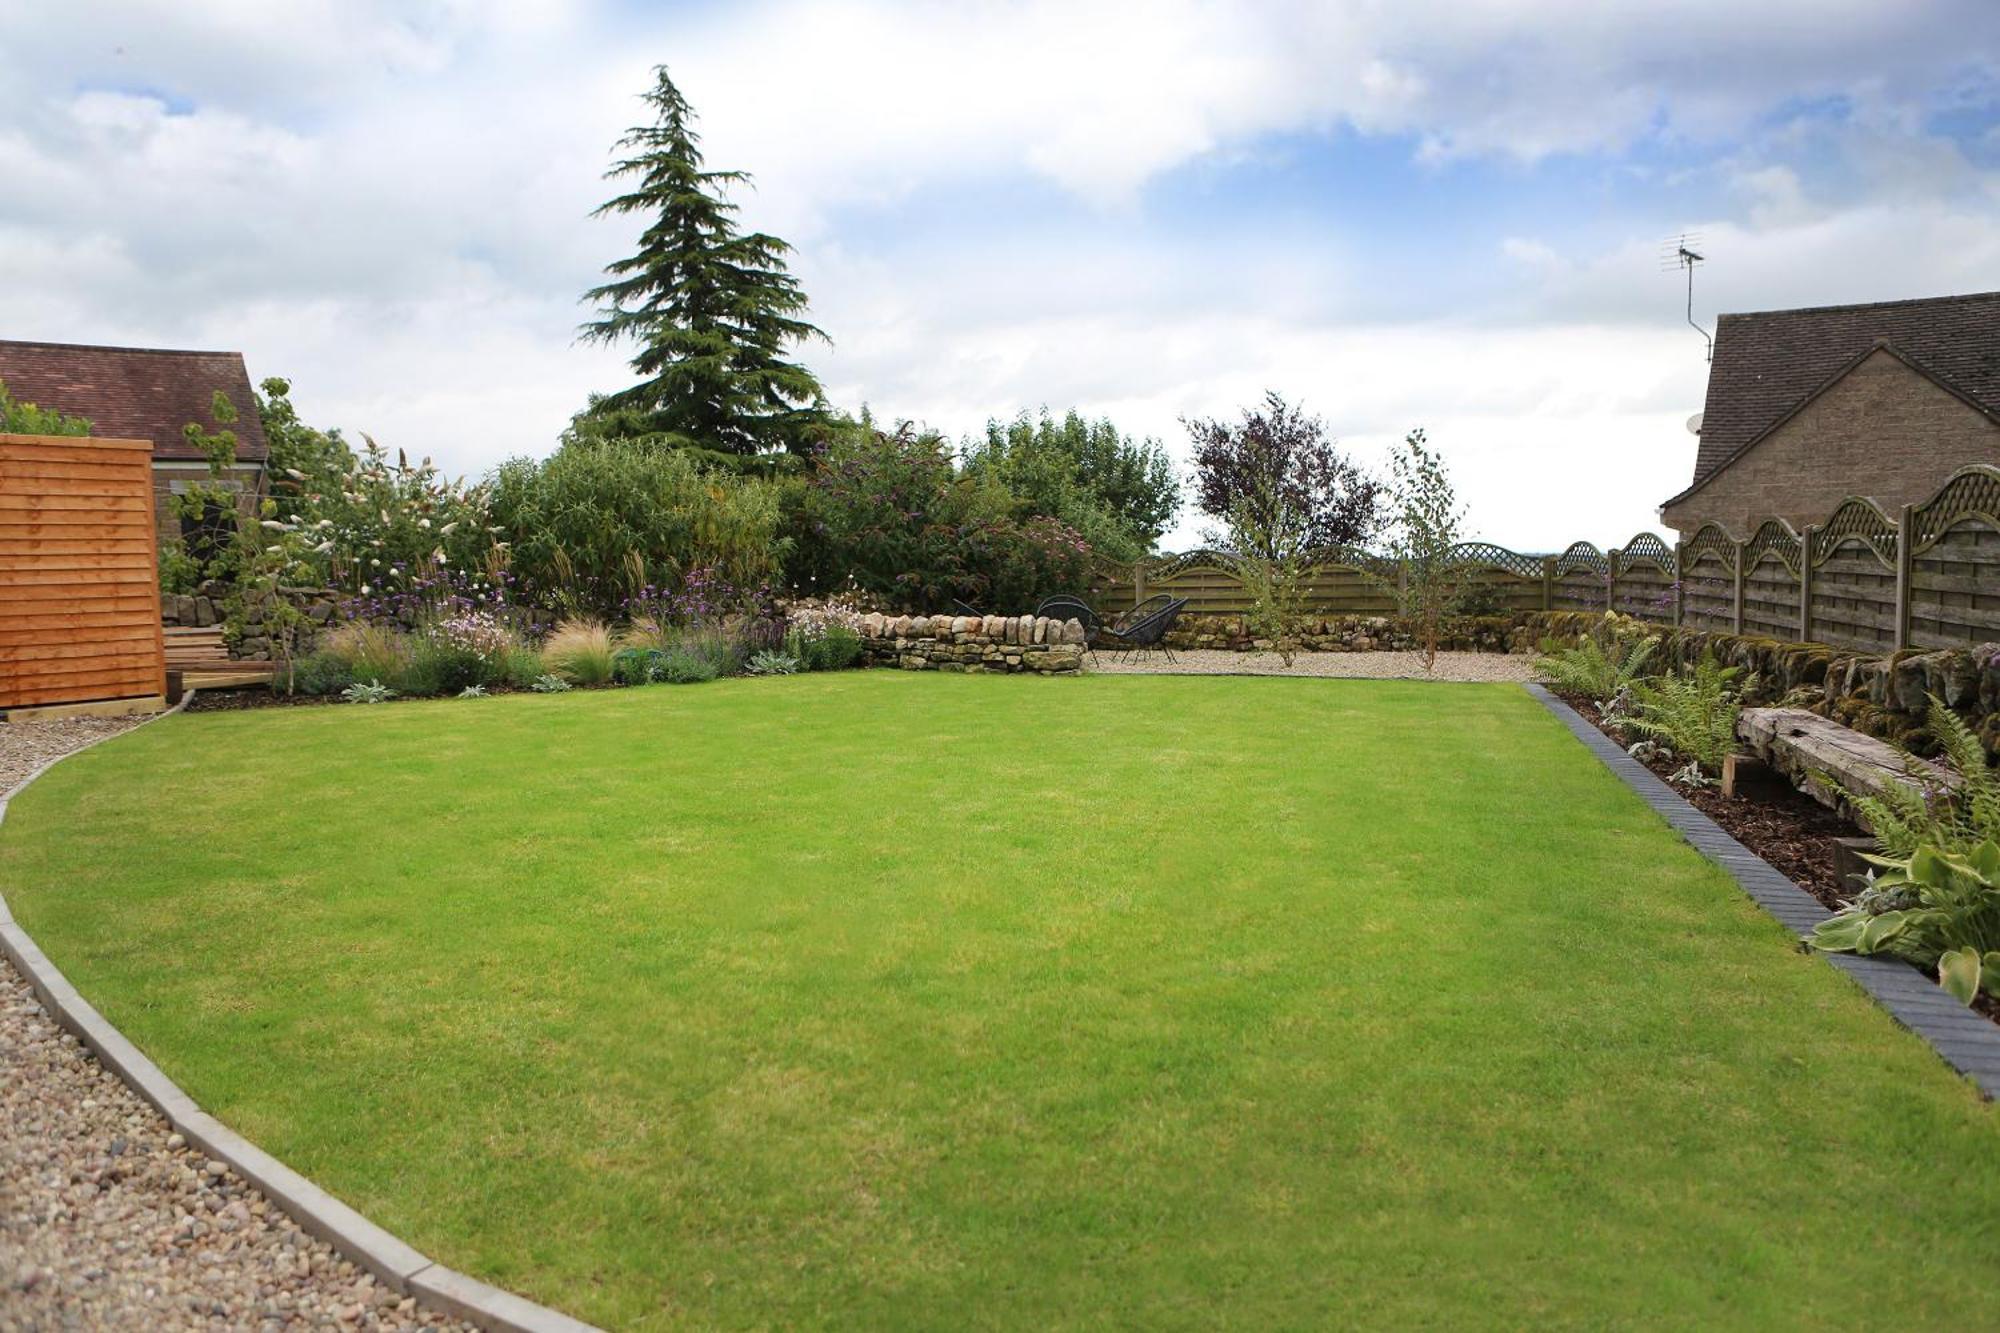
left=858, top=613, right=1086, bottom=673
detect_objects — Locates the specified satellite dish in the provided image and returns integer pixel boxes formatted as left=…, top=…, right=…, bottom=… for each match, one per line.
left=1686, top=412, right=1704, bottom=435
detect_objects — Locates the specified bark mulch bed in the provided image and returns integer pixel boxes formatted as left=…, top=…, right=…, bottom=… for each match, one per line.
left=1559, top=691, right=2000, bottom=1029
left=1558, top=693, right=1861, bottom=909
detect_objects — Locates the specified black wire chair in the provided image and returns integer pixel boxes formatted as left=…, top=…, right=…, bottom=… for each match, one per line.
left=1035, top=595, right=1107, bottom=663
left=1099, top=596, right=1188, bottom=663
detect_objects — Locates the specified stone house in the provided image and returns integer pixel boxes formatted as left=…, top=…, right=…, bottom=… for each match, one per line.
left=0, top=339, right=270, bottom=552
left=1660, top=291, right=2000, bottom=536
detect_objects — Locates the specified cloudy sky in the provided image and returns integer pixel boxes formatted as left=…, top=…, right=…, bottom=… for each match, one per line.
left=4, top=2, right=1997, bottom=548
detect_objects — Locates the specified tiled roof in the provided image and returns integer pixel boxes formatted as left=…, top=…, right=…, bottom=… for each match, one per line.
left=0, top=339, right=269, bottom=463
left=1693, top=290, right=2000, bottom=485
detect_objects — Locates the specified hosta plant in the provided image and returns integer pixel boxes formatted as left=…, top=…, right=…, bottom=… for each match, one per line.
left=1812, top=840, right=2000, bottom=1005
left=1837, top=694, right=2000, bottom=859
left=1625, top=653, right=1749, bottom=777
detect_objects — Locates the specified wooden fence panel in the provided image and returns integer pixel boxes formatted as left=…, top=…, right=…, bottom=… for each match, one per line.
left=1809, top=542, right=1896, bottom=652
left=0, top=433, right=165, bottom=711
left=1680, top=551, right=1734, bottom=631
left=1910, top=519, right=2000, bottom=649
left=1742, top=553, right=1801, bottom=641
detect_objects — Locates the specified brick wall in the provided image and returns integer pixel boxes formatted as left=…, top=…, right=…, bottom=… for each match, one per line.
left=1664, top=349, right=2000, bottom=536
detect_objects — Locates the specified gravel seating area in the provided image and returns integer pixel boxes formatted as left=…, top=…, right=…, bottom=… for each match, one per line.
left=0, top=717, right=147, bottom=800
left=0, top=957, right=471, bottom=1332
left=1088, top=649, right=1537, bottom=682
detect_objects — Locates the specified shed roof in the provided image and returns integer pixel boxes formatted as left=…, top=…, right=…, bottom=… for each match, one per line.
left=0, top=339, right=269, bottom=464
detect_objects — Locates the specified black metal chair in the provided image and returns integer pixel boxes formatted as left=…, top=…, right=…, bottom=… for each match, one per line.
left=1100, top=596, right=1188, bottom=663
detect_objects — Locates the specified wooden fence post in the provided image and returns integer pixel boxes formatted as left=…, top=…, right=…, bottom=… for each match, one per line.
left=1672, top=541, right=1685, bottom=627
left=1540, top=556, right=1555, bottom=611
left=1732, top=540, right=1746, bottom=634
left=1798, top=525, right=1816, bottom=643
left=1606, top=549, right=1621, bottom=612
left=1893, top=504, right=1914, bottom=650
left=1133, top=559, right=1147, bottom=607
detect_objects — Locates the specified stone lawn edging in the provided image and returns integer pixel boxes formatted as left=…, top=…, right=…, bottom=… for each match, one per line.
left=1526, top=684, right=2000, bottom=1098
left=0, top=698, right=600, bottom=1333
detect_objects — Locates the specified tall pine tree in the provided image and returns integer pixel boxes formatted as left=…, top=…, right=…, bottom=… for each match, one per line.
left=580, top=67, right=828, bottom=465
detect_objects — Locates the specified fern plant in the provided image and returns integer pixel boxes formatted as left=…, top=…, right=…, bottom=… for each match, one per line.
left=1534, top=619, right=1658, bottom=702
left=1840, top=694, right=2000, bottom=859
left=1811, top=840, right=2000, bottom=1005
left=1624, top=653, right=1748, bottom=776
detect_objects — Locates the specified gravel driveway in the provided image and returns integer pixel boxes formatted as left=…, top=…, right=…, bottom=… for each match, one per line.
left=1087, top=649, right=1537, bottom=682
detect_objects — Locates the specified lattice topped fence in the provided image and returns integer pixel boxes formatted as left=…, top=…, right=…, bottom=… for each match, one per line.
left=1096, top=462, right=2000, bottom=652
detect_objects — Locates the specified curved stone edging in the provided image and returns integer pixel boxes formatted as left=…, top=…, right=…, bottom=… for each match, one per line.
left=0, top=696, right=602, bottom=1333
left=1526, top=683, right=2000, bottom=1099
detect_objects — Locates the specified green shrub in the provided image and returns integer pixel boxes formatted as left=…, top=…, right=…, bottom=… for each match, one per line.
left=489, top=445, right=784, bottom=616
left=785, top=622, right=863, bottom=671
left=1811, top=840, right=2000, bottom=1005
left=409, top=639, right=488, bottom=695
left=1839, top=695, right=2000, bottom=859
left=1625, top=653, right=1748, bottom=776
left=785, top=418, right=1093, bottom=611
left=291, top=651, right=357, bottom=697
left=612, top=647, right=666, bottom=685
left=500, top=647, right=545, bottom=689
left=320, top=622, right=411, bottom=686
left=340, top=680, right=396, bottom=704
left=543, top=619, right=617, bottom=685
left=659, top=649, right=721, bottom=683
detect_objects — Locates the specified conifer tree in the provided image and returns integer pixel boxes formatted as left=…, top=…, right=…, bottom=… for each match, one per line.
left=580, top=67, right=828, bottom=464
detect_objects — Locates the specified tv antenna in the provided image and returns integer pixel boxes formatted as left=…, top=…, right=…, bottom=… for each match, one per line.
left=1660, top=232, right=1712, bottom=362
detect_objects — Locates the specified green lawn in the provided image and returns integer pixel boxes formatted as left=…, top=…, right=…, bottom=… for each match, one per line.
left=3, top=674, right=1996, bottom=1329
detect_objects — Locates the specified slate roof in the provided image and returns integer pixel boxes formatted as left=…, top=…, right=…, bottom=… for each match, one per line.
left=0, top=339, right=269, bottom=463
left=1690, top=290, right=2000, bottom=486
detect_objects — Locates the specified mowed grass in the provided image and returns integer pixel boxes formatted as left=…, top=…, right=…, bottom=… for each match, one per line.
left=2, top=674, right=1996, bottom=1329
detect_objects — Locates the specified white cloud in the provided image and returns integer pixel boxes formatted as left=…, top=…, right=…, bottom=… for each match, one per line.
left=0, top=1, right=1993, bottom=551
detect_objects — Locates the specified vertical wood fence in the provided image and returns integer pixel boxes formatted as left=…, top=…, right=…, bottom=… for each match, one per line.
left=0, top=433, right=167, bottom=712
left=1096, top=462, right=2000, bottom=654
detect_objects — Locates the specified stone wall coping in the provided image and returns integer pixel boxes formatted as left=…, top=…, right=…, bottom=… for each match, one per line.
left=0, top=695, right=601, bottom=1333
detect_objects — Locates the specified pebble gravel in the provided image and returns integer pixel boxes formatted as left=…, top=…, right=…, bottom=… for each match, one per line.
left=0, top=718, right=147, bottom=801
left=0, top=956, right=474, bottom=1332
left=1088, top=648, right=1537, bottom=682
left=2, top=717, right=475, bottom=1332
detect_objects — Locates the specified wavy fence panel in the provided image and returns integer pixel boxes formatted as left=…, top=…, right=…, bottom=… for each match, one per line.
left=1087, top=465, right=2000, bottom=651
left=1680, top=524, right=1736, bottom=632
left=1807, top=498, right=1898, bottom=653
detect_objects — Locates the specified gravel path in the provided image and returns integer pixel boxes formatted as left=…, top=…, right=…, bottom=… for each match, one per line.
left=0, top=954, right=473, bottom=1332
left=0, top=718, right=147, bottom=800
left=2, top=715, right=476, bottom=1331
left=1088, top=649, right=1537, bottom=682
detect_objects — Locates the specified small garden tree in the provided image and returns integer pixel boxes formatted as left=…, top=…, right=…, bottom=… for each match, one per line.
left=1185, top=392, right=1380, bottom=560
left=1186, top=393, right=1379, bottom=665
left=1380, top=428, right=1464, bottom=674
